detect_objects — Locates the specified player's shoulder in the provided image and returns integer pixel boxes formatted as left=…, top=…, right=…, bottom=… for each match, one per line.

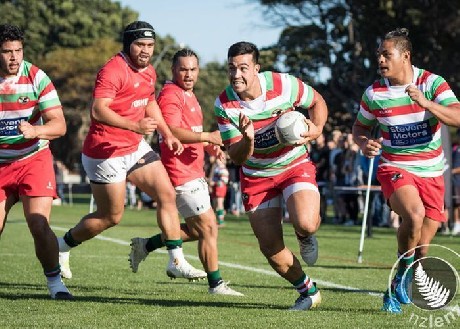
left=158, top=81, right=183, bottom=99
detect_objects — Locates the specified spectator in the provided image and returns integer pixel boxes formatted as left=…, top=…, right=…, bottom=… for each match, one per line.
left=211, top=156, right=229, bottom=226
left=452, top=129, right=460, bottom=235
left=309, top=133, right=330, bottom=221
left=53, top=159, right=67, bottom=205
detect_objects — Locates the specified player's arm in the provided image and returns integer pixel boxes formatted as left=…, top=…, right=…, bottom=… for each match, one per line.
left=91, top=98, right=157, bottom=135
left=169, top=126, right=223, bottom=146
left=19, top=107, right=66, bottom=140
left=352, top=121, right=382, bottom=158
left=406, top=84, right=460, bottom=127
left=227, top=112, right=254, bottom=165
left=304, top=89, right=328, bottom=142
left=145, top=100, right=183, bottom=154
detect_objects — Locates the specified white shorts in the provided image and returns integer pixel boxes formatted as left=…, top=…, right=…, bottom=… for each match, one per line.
left=175, top=177, right=212, bottom=218
left=82, top=139, right=155, bottom=184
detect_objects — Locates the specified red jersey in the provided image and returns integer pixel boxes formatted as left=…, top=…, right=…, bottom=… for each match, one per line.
left=158, top=81, right=205, bottom=186
left=83, top=52, right=156, bottom=159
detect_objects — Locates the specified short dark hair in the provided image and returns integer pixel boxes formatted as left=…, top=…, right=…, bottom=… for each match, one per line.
left=0, top=24, right=24, bottom=45
left=227, top=41, right=259, bottom=64
left=383, top=27, right=412, bottom=53
left=172, top=48, right=199, bottom=67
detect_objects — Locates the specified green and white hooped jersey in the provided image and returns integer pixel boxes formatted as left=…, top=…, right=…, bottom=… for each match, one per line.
left=214, top=71, right=316, bottom=178
left=356, top=66, right=460, bottom=177
left=0, top=60, right=61, bottom=164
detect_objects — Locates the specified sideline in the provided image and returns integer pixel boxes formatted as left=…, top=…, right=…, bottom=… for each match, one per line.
left=52, top=225, right=382, bottom=297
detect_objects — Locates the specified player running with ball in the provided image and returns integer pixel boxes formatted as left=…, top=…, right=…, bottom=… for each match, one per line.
left=214, top=41, right=328, bottom=310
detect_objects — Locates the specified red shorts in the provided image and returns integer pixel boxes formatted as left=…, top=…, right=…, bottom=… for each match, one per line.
left=212, top=183, right=228, bottom=198
left=377, top=165, right=445, bottom=222
left=0, top=148, right=57, bottom=202
left=241, top=160, right=317, bottom=212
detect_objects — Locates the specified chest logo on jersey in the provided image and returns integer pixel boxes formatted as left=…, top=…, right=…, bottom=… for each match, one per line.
left=271, top=108, right=284, bottom=117
left=18, top=96, right=30, bottom=104
left=388, top=120, right=433, bottom=147
left=254, top=127, right=278, bottom=149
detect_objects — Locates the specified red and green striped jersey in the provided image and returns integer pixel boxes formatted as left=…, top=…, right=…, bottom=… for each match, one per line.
left=214, top=71, right=316, bottom=178
left=0, top=60, right=62, bottom=163
left=356, top=66, right=460, bottom=177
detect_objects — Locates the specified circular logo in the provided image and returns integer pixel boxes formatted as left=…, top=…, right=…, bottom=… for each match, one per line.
left=387, top=244, right=459, bottom=311
left=409, top=257, right=458, bottom=310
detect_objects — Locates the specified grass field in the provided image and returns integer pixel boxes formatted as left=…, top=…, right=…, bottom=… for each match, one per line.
left=1, top=197, right=459, bottom=328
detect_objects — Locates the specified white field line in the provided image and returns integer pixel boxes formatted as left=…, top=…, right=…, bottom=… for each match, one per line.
left=51, top=225, right=382, bottom=297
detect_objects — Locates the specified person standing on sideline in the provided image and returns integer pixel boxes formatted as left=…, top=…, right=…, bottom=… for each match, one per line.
left=53, top=159, right=67, bottom=204
left=214, top=41, right=328, bottom=310
left=210, top=156, right=229, bottom=226
left=0, top=24, right=72, bottom=300
left=58, top=21, right=206, bottom=283
left=352, top=28, right=460, bottom=313
left=129, top=48, right=242, bottom=295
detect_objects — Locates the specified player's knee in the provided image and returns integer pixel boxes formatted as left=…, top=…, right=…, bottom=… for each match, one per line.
left=296, top=219, right=320, bottom=236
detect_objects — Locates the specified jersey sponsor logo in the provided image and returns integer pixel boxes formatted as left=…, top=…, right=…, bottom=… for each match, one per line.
left=18, top=96, right=30, bottom=104
left=0, top=117, right=26, bottom=136
left=379, top=108, right=392, bottom=114
left=132, top=98, right=149, bottom=108
left=388, top=120, right=432, bottom=147
left=254, top=127, right=278, bottom=149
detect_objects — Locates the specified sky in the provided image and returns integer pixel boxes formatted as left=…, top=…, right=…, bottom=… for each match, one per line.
left=117, top=0, right=283, bottom=64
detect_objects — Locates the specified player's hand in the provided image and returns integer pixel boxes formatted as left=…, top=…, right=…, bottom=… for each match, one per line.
left=361, top=137, right=383, bottom=158
left=295, top=119, right=319, bottom=145
left=164, top=135, right=184, bottom=155
left=406, top=84, right=431, bottom=109
left=18, top=121, right=37, bottom=139
left=207, top=130, right=223, bottom=146
left=137, top=117, right=158, bottom=135
left=206, top=144, right=225, bottom=159
left=239, top=112, right=254, bottom=142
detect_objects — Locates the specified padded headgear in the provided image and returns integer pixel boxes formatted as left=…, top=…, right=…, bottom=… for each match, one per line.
left=122, top=21, right=155, bottom=53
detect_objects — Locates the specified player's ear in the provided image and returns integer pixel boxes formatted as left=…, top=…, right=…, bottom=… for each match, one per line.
left=254, top=63, right=260, bottom=74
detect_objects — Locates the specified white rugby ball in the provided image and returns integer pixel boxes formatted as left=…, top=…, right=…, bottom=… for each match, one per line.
left=275, top=111, right=309, bottom=145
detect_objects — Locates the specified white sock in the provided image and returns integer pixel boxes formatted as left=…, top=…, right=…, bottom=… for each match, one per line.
left=58, top=237, right=71, bottom=252
left=168, top=247, right=185, bottom=263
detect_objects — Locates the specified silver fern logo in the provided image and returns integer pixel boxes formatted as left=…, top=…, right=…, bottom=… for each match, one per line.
left=387, top=244, right=459, bottom=313
left=413, top=261, right=451, bottom=310
left=409, top=257, right=457, bottom=311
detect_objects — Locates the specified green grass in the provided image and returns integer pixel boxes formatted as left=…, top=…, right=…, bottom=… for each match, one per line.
left=1, top=197, right=459, bottom=328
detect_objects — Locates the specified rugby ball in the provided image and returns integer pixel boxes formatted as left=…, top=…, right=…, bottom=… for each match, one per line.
left=275, top=111, right=309, bottom=145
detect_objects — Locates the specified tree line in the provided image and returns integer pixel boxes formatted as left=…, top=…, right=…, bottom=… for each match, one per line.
left=1, top=0, right=459, bottom=170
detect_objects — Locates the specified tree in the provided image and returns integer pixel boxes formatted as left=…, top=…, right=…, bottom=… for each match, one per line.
left=0, top=0, right=138, bottom=62
left=254, top=0, right=460, bottom=133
